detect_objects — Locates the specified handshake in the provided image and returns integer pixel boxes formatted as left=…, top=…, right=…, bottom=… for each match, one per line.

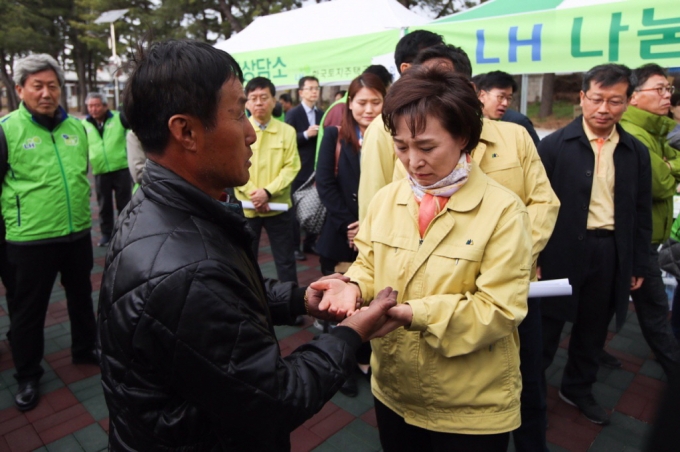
left=305, top=274, right=413, bottom=342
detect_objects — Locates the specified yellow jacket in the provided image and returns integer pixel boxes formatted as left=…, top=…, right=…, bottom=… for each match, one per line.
left=235, top=118, right=300, bottom=218
left=358, top=117, right=559, bottom=265
left=345, top=163, right=531, bottom=434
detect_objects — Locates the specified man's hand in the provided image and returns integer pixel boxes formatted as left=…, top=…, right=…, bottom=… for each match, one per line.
left=250, top=188, right=270, bottom=208
left=339, top=287, right=399, bottom=341
left=306, top=125, right=319, bottom=138
left=631, top=276, right=644, bottom=291
left=305, top=274, right=352, bottom=321
left=309, top=278, right=361, bottom=318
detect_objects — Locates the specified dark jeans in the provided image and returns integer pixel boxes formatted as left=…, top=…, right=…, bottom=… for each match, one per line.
left=542, top=233, right=617, bottom=397
left=672, top=281, right=680, bottom=342
left=631, top=244, right=680, bottom=375
left=374, top=398, right=509, bottom=452
left=95, top=169, right=132, bottom=237
left=6, top=234, right=96, bottom=383
left=248, top=210, right=298, bottom=284
left=513, top=297, right=548, bottom=452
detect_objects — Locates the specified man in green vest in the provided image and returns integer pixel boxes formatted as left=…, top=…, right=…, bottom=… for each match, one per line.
left=620, top=63, right=680, bottom=376
left=0, top=54, right=97, bottom=412
left=83, top=92, right=131, bottom=247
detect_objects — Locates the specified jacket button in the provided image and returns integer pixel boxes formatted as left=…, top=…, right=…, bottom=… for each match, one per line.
left=578, top=234, right=584, bottom=241
left=582, top=204, right=588, bottom=210
left=586, top=170, right=592, bottom=177
left=406, top=410, right=416, bottom=418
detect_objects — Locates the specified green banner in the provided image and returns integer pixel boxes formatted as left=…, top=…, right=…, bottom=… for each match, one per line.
left=419, top=0, right=680, bottom=74
left=230, top=29, right=401, bottom=88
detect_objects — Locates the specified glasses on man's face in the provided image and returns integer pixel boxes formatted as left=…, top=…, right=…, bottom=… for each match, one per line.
left=303, top=86, right=321, bottom=92
left=635, top=85, right=675, bottom=96
left=247, top=95, right=271, bottom=103
left=485, top=91, right=513, bottom=104
left=583, top=92, right=627, bottom=108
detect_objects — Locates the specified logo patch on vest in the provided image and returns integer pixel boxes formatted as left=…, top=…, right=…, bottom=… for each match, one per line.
left=22, top=137, right=42, bottom=149
left=62, top=134, right=79, bottom=146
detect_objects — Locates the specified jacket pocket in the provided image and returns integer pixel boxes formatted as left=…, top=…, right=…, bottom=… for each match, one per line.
left=15, top=195, right=21, bottom=227
left=428, top=245, right=484, bottom=290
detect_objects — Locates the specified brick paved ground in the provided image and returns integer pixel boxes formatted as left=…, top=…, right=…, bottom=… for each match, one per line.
left=0, top=194, right=668, bottom=451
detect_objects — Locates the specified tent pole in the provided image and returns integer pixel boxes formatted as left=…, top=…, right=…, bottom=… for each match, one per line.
left=520, top=74, right=528, bottom=116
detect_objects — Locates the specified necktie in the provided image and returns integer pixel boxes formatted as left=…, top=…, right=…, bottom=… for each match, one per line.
left=417, top=194, right=449, bottom=238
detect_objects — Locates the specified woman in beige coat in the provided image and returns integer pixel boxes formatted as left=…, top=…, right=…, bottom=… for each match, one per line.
left=312, top=66, right=532, bottom=451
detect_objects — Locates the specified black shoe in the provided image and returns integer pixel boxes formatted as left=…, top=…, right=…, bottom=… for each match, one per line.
left=72, top=349, right=99, bottom=365
left=15, top=380, right=40, bottom=412
left=294, top=250, right=306, bottom=261
left=339, top=374, right=358, bottom=397
left=559, top=391, right=610, bottom=425
left=598, top=350, right=622, bottom=369
left=98, top=234, right=111, bottom=247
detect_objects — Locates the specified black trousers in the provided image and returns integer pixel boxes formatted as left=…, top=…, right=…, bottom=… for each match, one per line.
left=248, top=210, right=298, bottom=284
left=630, top=244, right=680, bottom=375
left=0, top=242, right=16, bottom=341
left=95, top=169, right=132, bottom=237
left=513, top=297, right=548, bottom=452
left=374, top=398, right=509, bottom=452
left=6, top=234, right=96, bottom=383
left=542, top=233, right=617, bottom=397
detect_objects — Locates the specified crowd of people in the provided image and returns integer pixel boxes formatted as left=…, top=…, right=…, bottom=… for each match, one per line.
left=0, top=28, right=679, bottom=452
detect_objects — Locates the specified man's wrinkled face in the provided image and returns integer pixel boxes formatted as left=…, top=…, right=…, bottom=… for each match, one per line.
left=86, top=98, right=108, bottom=122
left=630, top=74, right=673, bottom=116
left=580, top=80, right=629, bottom=137
left=16, top=69, right=61, bottom=117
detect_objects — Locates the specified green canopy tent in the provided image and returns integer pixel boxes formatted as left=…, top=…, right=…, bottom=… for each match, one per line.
left=213, top=0, right=429, bottom=89
left=418, top=0, right=680, bottom=74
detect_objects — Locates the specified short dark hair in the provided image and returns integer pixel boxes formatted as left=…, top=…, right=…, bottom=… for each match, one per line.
left=298, top=76, right=319, bottom=90
left=412, top=44, right=472, bottom=79
left=582, top=64, right=634, bottom=97
left=631, top=63, right=667, bottom=90
left=363, top=64, right=393, bottom=88
left=477, top=71, right=517, bottom=93
left=245, top=76, right=275, bottom=97
left=470, top=74, right=484, bottom=92
left=394, top=30, right=444, bottom=74
left=279, top=93, right=292, bottom=103
left=123, top=40, right=242, bottom=155
left=382, top=66, right=482, bottom=154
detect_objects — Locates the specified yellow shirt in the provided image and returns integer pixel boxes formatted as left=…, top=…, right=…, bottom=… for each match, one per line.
left=583, top=119, right=618, bottom=230
left=358, top=117, right=559, bottom=265
left=235, top=117, right=300, bottom=218
left=346, top=163, right=531, bottom=434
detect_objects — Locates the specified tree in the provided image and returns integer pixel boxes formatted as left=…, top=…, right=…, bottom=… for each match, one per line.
left=540, top=73, right=555, bottom=119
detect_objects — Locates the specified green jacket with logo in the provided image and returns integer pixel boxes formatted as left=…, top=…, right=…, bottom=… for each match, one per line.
left=82, top=110, right=128, bottom=175
left=620, top=106, right=680, bottom=244
left=0, top=103, right=91, bottom=242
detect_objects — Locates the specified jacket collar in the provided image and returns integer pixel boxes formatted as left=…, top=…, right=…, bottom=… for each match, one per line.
left=396, top=161, right=486, bottom=213
left=140, top=160, right=253, bottom=243
left=622, top=105, right=676, bottom=137
left=19, top=102, right=68, bottom=131
left=563, top=115, right=641, bottom=151
left=249, top=115, right=280, bottom=134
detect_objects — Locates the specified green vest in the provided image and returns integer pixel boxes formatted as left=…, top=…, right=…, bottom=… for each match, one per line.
left=82, top=110, right=128, bottom=175
left=0, top=103, right=91, bottom=242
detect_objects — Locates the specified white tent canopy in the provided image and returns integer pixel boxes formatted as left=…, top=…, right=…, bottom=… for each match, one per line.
left=213, top=0, right=428, bottom=88
left=215, top=0, right=429, bottom=54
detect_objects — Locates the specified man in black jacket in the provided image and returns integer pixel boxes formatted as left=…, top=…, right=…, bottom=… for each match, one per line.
left=97, top=40, right=400, bottom=451
left=538, top=64, right=652, bottom=426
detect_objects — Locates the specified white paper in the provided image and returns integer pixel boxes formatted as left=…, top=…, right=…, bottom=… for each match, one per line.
left=528, top=279, right=572, bottom=298
left=240, top=201, right=289, bottom=212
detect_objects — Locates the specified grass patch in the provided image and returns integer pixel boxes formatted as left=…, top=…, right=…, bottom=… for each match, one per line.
left=527, top=100, right=578, bottom=130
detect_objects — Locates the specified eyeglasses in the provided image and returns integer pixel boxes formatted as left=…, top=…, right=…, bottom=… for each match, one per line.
left=635, top=85, right=675, bottom=96
left=247, top=95, right=271, bottom=103
left=583, top=92, right=627, bottom=108
left=483, top=91, right=513, bottom=104
left=302, top=86, right=321, bottom=92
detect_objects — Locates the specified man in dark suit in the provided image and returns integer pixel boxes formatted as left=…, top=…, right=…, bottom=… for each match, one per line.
left=474, top=71, right=541, bottom=146
left=286, top=76, right=324, bottom=261
left=538, top=64, right=652, bottom=426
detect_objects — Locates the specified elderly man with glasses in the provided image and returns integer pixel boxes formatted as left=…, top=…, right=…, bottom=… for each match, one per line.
left=620, top=63, right=680, bottom=378
left=538, top=63, right=653, bottom=426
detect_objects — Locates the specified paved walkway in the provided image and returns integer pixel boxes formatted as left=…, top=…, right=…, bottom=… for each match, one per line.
left=0, top=195, right=668, bottom=451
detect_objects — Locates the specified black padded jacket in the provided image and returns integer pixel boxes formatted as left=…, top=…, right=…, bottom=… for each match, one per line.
left=97, top=160, right=361, bottom=451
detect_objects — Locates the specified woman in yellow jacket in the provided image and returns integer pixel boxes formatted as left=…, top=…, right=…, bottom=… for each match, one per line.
left=312, top=66, right=532, bottom=451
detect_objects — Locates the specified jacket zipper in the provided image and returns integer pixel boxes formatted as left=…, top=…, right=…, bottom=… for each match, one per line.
left=51, top=134, right=74, bottom=232
left=101, top=123, right=110, bottom=172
